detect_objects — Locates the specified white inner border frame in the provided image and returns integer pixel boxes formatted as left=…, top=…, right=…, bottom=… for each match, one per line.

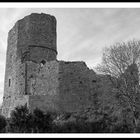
left=0, top=2, right=140, bottom=138
left=0, top=2, right=140, bottom=8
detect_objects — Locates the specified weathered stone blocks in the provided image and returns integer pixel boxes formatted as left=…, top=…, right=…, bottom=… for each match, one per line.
left=2, top=13, right=114, bottom=118
left=2, top=13, right=57, bottom=117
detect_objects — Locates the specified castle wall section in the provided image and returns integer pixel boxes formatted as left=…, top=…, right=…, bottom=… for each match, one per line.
left=25, top=60, right=99, bottom=114
left=2, top=13, right=118, bottom=119
left=2, top=59, right=26, bottom=117
left=28, top=95, right=60, bottom=113
left=57, top=61, right=98, bottom=113
left=23, top=60, right=60, bottom=113
left=26, top=60, right=59, bottom=96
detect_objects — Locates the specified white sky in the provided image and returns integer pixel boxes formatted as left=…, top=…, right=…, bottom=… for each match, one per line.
left=1, top=7, right=140, bottom=104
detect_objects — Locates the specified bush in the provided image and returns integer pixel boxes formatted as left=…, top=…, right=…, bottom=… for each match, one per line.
left=0, top=115, right=7, bottom=132
left=8, top=104, right=31, bottom=133
left=6, top=105, right=136, bottom=133
left=31, top=108, right=54, bottom=133
left=51, top=113, right=116, bottom=133
left=8, top=105, right=55, bottom=133
left=52, top=120, right=89, bottom=133
left=112, top=120, right=133, bottom=133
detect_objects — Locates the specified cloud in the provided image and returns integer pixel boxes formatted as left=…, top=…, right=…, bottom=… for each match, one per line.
left=0, top=8, right=140, bottom=104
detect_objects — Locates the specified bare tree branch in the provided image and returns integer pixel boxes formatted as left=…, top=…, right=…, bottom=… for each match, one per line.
left=95, top=39, right=140, bottom=132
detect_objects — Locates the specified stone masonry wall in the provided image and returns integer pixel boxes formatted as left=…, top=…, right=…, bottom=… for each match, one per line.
left=57, top=61, right=98, bottom=113
left=17, top=13, right=57, bottom=62
left=25, top=60, right=60, bottom=113
left=2, top=59, right=26, bottom=117
left=28, top=95, right=60, bottom=113
left=25, top=60, right=99, bottom=114
left=26, top=60, right=59, bottom=96
left=2, top=13, right=58, bottom=117
left=2, top=22, right=19, bottom=117
left=2, top=13, right=116, bottom=118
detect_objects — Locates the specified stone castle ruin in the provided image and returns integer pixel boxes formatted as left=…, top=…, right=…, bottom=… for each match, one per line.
left=1, top=13, right=113, bottom=118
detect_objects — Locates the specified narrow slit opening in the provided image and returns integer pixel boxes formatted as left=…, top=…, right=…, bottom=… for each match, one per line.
left=9, top=79, right=11, bottom=87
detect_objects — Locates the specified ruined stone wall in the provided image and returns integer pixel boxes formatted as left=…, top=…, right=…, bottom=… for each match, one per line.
left=26, top=60, right=59, bottom=96
left=25, top=60, right=60, bottom=113
left=2, top=13, right=58, bottom=117
left=4, top=57, right=112, bottom=116
left=57, top=61, right=97, bottom=113
left=95, top=75, right=117, bottom=111
left=2, top=58, right=26, bottom=117
left=28, top=95, right=60, bottom=113
left=2, top=13, right=117, bottom=119
left=25, top=60, right=99, bottom=114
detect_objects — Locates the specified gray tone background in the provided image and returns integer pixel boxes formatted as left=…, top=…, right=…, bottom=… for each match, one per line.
left=0, top=8, right=140, bottom=104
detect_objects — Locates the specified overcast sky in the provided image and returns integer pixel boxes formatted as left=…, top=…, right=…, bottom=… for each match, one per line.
left=0, top=8, right=140, bottom=104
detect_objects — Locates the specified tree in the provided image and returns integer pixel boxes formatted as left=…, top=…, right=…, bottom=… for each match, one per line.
left=96, top=40, right=140, bottom=133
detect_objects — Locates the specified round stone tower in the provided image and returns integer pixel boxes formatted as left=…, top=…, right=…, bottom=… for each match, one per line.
left=2, top=13, right=57, bottom=117
left=17, top=13, right=57, bottom=62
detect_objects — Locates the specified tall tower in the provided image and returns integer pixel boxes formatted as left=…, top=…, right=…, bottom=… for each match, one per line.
left=2, top=13, right=57, bottom=117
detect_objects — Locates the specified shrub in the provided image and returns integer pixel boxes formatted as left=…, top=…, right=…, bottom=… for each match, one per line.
left=8, top=104, right=31, bottom=133
left=31, top=108, right=54, bottom=133
left=8, top=105, right=55, bottom=133
left=0, top=115, right=7, bottom=132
